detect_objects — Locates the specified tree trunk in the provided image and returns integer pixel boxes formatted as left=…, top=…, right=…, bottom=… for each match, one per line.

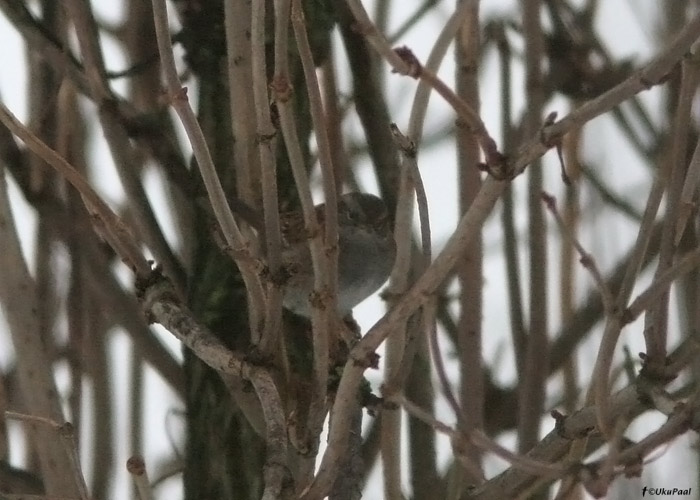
left=176, top=1, right=334, bottom=497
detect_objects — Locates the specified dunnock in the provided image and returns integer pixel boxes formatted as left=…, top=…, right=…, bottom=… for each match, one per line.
left=279, top=192, right=396, bottom=317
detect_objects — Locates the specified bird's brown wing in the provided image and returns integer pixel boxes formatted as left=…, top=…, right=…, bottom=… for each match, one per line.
left=280, top=203, right=327, bottom=245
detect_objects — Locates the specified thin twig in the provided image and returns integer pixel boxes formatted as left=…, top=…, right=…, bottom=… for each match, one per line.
left=139, top=272, right=290, bottom=497
left=285, top=0, right=334, bottom=454
left=290, top=0, right=340, bottom=313
left=518, top=0, right=548, bottom=456
left=223, top=0, right=257, bottom=203
left=345, top=0, right=505, bottom=170
left=0, top=102, right=149, bottom=277
left=515, top=11, right=700, bottom=177
left=269, top=4, right=332, bottom=484
left=336, top=2, right=401, bottom=204
left=126, top=456, right=155, bottom=500
left=626, top=245, right=700, bottom=321
left=304, top=9, right=700, bottom=498
left=591, top=174, right=665, bottom=435
left=149, top=0, right=266, bottom=332
left=542, top=192, right=613, bottom=310
left=5, top=412, right=89, bottom=500
left=494, top=21, right=527, bottom=376
left=63, top=0, right=186, bottom=292
left=250, top=0, right=283, bottom=353
left=675, top=136, right=700, bottom=243
left=643, top=49, right=700, bottom=371
left=469, top=386, right=638, bottom=499
left=396, top=396, right=565, bottom=478
left=290, top=0, right=342, bottom=470
left=592, top=226, right=700, bottom=437
left=454, top=0, right=486, bottom=481
left=388, top=0, right=439, bottom=43
left=250, top=371, right=291, bottom=500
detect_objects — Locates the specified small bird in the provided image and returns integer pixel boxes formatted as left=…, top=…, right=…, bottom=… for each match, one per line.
left=225, top=192, right=395, bottom=316
left=279, top=193, right=396, bottom=317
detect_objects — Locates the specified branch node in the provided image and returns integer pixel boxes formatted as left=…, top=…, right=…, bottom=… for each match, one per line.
left=390, top=123, right=417, bottom=158
left=552, top=409, right=594, bottom=439
left=270, top=75, right=293, bottom=103
left=393, top=46, right=422, bottom=78
left=351, top=351, right=380, bottom=369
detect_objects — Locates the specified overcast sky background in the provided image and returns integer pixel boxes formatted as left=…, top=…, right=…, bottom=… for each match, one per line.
left=1, top=1, right=697, bottom=498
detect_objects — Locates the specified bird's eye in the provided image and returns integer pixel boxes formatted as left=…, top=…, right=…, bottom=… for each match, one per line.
left=346, top=209, right=360, bottom=222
